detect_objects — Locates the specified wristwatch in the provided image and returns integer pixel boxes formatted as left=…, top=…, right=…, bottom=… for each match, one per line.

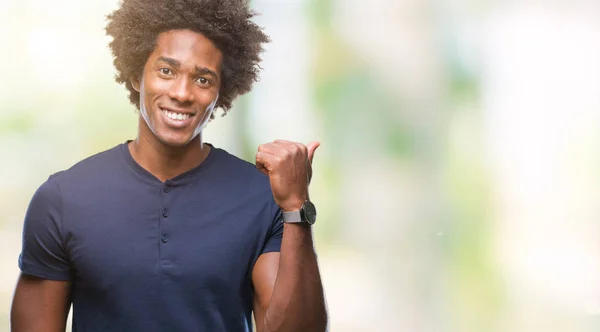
left=281, top=200, right=317, bottom=225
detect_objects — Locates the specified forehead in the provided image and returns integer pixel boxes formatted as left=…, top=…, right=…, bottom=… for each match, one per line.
left=151, top=29, right=222, bottom=72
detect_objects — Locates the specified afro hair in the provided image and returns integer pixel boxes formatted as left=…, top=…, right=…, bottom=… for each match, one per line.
left=105, top=0, right=269, bottom=116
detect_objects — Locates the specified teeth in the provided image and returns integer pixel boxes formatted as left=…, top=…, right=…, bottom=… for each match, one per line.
left=162, top=109, right=191, bottom=121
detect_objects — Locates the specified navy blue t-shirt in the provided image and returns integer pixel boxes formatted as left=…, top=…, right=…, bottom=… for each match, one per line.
left=18, top=142, right=283, bottom=331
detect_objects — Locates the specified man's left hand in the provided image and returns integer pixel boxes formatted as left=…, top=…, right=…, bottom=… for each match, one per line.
left=255, top=140, right=320, bottom=212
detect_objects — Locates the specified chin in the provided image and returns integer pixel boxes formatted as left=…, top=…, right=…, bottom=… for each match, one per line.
left=141, top=109, right=203, bottom=147
left=155, top=131, right=198, bottom=148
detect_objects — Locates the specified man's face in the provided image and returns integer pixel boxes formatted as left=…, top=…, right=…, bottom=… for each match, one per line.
left=133, top=29, right=223, bottom=147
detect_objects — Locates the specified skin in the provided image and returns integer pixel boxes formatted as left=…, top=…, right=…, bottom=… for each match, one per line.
left=128, top=29, right=223, bottom=181
left=254, top=140, right=328, bottom=332
left=11, top=29, right=327, bottom=332
left=11, top=275, right=70, bottom=331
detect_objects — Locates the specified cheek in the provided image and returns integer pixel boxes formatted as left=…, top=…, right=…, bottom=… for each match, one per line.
left=198, top=89, right=219, bottom=106
left=142, top=76, right=169, bottom=99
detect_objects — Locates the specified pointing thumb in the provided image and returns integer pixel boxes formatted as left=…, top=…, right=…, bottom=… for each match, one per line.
left=307, top=141, right=320, bottom=164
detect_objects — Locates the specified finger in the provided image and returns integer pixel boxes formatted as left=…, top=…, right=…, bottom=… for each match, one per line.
left=258, top=142, right=287, bottom=156
left=273, top=139, right=297, bottom=145
left=255, top=150, right=269, bottom=176
left=255, top=160, right=269, bottom=176
left=306, top=141, right=321, bottom=164
left=255, top=151, right=281, bottom=173
left=272, top=141, right=307, bottom=159
left=271, top=141, right=293, bottom=152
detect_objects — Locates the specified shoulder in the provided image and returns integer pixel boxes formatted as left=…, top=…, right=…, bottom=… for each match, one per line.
left=212, top=146, right=267, bottom=180
left=30, top=172, right=63, bottom=209
left=210, top=146, right=272, bottom=193
left=46, top=144, right=125, bottom=186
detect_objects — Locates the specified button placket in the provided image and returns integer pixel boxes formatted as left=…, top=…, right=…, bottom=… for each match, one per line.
left=160, top=182, right=172, bottom=264
left=160, top=208, right=168, bottom=246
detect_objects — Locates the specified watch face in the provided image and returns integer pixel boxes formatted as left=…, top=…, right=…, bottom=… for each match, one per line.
left=302, top=201, right=317, bottom=225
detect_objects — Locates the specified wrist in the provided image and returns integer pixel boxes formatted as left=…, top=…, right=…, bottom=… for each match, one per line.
left=281, top=200, right=317, bottom=225
left=279, top=196, right=308, bottom=212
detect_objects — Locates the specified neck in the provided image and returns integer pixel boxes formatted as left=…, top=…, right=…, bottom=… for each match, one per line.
left=128, top=117, right=210, bottom=182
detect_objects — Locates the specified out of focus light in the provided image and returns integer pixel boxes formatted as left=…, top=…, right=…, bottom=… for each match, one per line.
left=484, top=5, right=600, bottom=319
left=26, top=27, right=89, bottom=91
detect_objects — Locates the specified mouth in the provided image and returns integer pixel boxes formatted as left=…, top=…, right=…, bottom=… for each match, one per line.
left=160, top=108, right=196, bottom=121
left=159, top=107, right=196, bottom=128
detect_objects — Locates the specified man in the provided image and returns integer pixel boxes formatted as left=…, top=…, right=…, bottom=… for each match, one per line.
left=10, top=0, right=327, bottom=331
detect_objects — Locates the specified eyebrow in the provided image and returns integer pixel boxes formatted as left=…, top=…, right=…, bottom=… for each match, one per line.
left=157, top=56, right=219, bottom=80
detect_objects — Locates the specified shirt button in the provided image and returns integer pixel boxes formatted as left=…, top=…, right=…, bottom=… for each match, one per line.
left=162, top=208, right=169, bottom=218
left=163, top=183, right=171, bottom=193
left=161, top=235, right=168, bottom=243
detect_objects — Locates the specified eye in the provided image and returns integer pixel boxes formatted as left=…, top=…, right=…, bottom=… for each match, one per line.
left=159, top=68, right=172, bottom=76
left=195, top=77, right=210, bottom=85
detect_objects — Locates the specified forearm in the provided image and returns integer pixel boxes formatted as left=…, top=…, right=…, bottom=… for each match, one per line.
left=263, top=224, right=327, bottom=332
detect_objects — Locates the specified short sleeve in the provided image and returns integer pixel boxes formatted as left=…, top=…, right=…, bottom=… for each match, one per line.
left=260, top=200, right=284, bottom=254
left=18, top=176, right=73, bottom=281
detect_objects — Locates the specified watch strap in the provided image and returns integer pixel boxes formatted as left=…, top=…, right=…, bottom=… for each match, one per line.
left=282, top=210, right=303, bottom=223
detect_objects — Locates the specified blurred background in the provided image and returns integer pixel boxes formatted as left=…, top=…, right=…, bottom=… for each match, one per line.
left=1, top=0, right=600, bottom=331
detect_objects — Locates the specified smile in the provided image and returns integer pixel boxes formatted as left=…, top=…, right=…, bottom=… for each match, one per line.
left=161, top=109, right=194, bottom=121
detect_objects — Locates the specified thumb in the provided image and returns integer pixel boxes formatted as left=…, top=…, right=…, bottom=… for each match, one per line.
left=307, top=141, right=321, bottom=164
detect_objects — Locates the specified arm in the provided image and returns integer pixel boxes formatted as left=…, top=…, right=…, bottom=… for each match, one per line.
left=254, top=140, right=328, bottom=332
left=11, top=274, right=71, bottom=332
left=252, top=228, right=326, bottom=332
left=13, top=177, right=73, bottom=331
left=252, top=252, right=278, bottom=332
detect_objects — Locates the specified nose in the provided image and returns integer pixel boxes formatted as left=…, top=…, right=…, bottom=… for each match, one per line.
left=168, top=77, right=195, bottom=104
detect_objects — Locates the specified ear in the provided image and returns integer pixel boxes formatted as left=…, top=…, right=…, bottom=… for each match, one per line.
left=131, top=77, right=141, bottom=92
